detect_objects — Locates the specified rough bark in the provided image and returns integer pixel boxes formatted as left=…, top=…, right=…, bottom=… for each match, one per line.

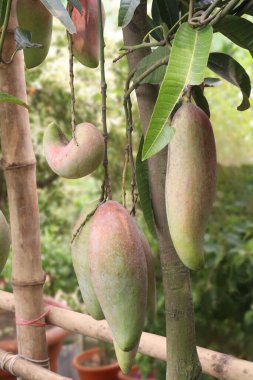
left=122, top=2, right=201, bottom=379
left=0, top=1, right=48, bottom=376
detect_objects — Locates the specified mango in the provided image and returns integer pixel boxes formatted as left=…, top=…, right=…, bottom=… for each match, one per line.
left=17, top=0, right=53, bottom=69
left=113, top=339, right=138, bottom=374
left=138, top=230, right=156, bottom=322
left=0, top=211, right=10, bottom=274
left=71, top=0, right=105, bottom=68
left=43, top=122, right=105, bottom=179
left=71, top=203, right=104, bottom=320
left=88, top=201, right=147, bottom=351
left=165, top=103, right=216, bottom=270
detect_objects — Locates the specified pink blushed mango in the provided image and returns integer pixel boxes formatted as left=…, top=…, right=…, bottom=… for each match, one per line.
left=166, top=103, right=217, bottom=271
left=88, top=201, right=147, bottom=351
left=43, top=122, right=104, bottom=179
left=71, top=0, right=105, bottom=68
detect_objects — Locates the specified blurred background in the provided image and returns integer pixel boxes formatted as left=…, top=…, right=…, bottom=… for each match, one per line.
left=0, top=2, right=253, bottom=379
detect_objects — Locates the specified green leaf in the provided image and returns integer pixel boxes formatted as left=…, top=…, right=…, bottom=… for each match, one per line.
left=191, top=86, right=210, bottom=117
left=67, top=0, right=82, bottom=14
left=142, top=23, right=213, bottom=160
left=0, top=93, right=28, bottom=108
left=208, top=52, right=251, bottom=111
left=40, top=0, right=76, bottom=34
left=151, top=0, right=161, bottom=24
left=118, top=0, right=140, bottom=28
left=0, top=0, right=7, bottom=28
left=14, top=28, right=43, bottom=51
left=204, top=77, right=222, bottom=87
left=147, top=16, right=163, bottom=41
left=133, top=46, right=169, bottom=84
left=155, top=0, right=179, bottom=29
left=215, top=15, right=253, bottom=55
left=136, top=137, right=156, bottom=238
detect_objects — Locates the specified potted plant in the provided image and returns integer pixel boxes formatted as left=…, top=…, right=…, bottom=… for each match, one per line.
left=72, top=344, right=120, bottom=380
left=0, top=297, right=69, bottom=379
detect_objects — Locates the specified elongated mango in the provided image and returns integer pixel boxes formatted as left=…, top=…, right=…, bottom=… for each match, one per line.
left=0, top=211, right=10, bottom=274
left=165, top=103, right=216, bottom=270
left=113, top=339, right=138, bottom=375
left=88, top=201, right=147, bottom=351
left=43, top=122, right=104, bottom=179
left=71, top=0, right=105, bottom=68
left=17, top=0, right=53, bottom=69
left=138, top=230, right=156, bottom=322
left=71, top=203, right=104, bottom=320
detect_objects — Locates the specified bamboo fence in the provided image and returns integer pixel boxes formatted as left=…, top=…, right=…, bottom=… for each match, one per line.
left=0, top=290, right=253, bottom=380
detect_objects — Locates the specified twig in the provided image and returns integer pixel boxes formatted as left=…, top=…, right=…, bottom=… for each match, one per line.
left=97, top=0, right=112, bottom=202
left=114, top=40, right=165, bottom=63
left=0, top=0, right=12, bottom=63
left=188, top=0, right=194, bottom=22
left=67, top=4, right=78, bottom=145
left=125, top=57, right=168, bottom=98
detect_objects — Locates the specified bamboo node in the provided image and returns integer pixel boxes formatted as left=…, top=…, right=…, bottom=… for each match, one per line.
left=16, top=307, right=52, bottom=327
left=0, top=352, right=18, bottom=376
left=19, top=355, right=50, bottom=369
left=2, top=159, right=36, bottom=171
left=12, top=275, right=46, bottom=288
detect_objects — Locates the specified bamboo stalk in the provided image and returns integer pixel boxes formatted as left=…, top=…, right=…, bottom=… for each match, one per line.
left=0, top=349, right=71, bottom=380
left=0, top=1, right=48, bottom=376
left=122, top=1, right=201, bottom=379
left=0, top=291, right=253, bottom=380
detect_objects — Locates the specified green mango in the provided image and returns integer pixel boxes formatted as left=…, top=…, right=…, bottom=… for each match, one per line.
left=113, top=339, right=138, bottom=375
left=43, top=122, right=105, bottom=179
left=88, top=201, right=147, bottom=351
left=71, top=202, right=104, bottom=320
left=0, top=210, right=10, bottom=274
left=166, top=103, right=217, bottom=270
left=17, top=0, right=52, bottom=69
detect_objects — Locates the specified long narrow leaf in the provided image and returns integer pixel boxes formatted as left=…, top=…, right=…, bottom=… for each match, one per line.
left=0, top=93, right=28, bottom=108
left=156, top=0, right=179, bottom=29
left=215, top=15, right=253, bottom=55
left=136, top=137, right=156, bottom=238
left=142, top=23, right=213, bottom=160
left=40, top=0, right=76, bottom=34
left=208, top=52, right=251, bottom=111
left=67, top=0, right=82, bottom=13
left=118, top=0, right=140, bottom=27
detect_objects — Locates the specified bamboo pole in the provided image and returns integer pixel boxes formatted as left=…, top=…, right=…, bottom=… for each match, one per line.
left=0, top=349, right=71, bottom=380
left=0, top=1, right=48, bottom=375
left=0, top=291, right=252, bottom=380
left=122, top=2, right=201, bottom=379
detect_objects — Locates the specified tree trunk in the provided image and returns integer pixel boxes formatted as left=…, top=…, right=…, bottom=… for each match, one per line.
left=122, top=2, right=201, bottom=379
left=0, top=1, right=48, bottom=376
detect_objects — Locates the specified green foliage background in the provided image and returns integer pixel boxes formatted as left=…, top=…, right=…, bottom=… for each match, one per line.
left=0, top=4, right=253, bottom=379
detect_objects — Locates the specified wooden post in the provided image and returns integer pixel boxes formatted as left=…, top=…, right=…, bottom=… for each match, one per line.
left=0, top=0, right=48, bottom=375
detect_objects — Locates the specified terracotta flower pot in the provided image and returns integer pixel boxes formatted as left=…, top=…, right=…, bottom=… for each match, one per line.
left=0, top=297, right=69, bottom=379
left=118, top=365, right=156, bottom=380
left=72, top=347, right=120, bottom=380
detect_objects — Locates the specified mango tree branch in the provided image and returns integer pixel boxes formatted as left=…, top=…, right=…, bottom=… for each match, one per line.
left=122, top=1, right=201, bottom=379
